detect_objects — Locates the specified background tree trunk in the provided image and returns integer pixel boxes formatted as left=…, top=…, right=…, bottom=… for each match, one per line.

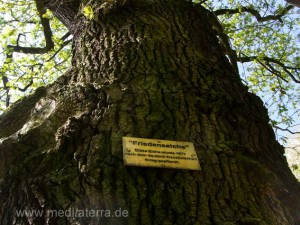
left=0, top=1, right=299, bottom=224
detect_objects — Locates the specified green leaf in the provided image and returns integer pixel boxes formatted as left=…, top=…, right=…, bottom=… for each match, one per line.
left=83, top=6, right=94, bottom=19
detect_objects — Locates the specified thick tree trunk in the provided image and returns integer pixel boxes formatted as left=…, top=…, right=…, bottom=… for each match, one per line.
left=0, top=1, right=299, bottom=224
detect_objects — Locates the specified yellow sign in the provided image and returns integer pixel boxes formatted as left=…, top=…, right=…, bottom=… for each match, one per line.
left=122, top=137, right=201, bottom=170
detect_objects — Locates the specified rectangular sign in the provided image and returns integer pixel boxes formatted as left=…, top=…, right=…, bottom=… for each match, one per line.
left=122, top=137, right=200, bottom=170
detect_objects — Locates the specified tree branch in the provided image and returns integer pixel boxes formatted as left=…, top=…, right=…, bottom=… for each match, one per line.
left=274, top=125, right=300, bottom=135
left=286, top=0, right=300, bottom=8
left=47, top=39, right=72, bottom=62
left=214, top=5, right=294, bottom=23
left=238, top=55, right=300, bottom=83
left=18, top=80, right=34, bottom=92
left=7, top=0, right=54, bottom=54
left=44, top=0, right=81, bottom=32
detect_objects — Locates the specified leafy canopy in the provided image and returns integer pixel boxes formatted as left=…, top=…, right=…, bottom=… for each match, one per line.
left=0, top=0, right=71, bottom=108
left=0, top=0, right=299, bottom=142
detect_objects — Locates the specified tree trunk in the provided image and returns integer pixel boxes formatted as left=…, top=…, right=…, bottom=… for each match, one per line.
left=0, top=1, right=299, bottom=224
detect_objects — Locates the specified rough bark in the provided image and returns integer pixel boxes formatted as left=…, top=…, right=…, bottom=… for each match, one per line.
left=0, top=0, right=299, bottom=224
